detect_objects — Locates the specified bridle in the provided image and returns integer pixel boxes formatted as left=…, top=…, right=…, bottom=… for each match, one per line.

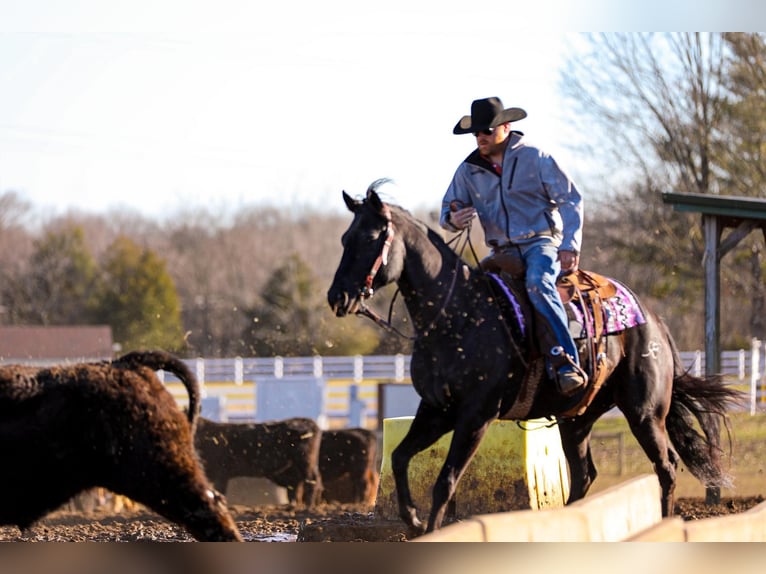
left=355, top=203, right=416, bottom=339
left=360, top=203, right=394, bottom=300
left=354, top=205, right=477, bottom=340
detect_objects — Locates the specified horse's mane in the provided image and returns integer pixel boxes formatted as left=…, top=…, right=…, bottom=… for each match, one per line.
left=390, top=201, right=474, bottom=271
left=365, top=178, right=452, bottom=247
left=387, top=202, right=429, bottom=234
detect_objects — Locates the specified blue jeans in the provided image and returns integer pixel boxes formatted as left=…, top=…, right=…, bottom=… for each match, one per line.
left=518, top=239, right=580, bottom=370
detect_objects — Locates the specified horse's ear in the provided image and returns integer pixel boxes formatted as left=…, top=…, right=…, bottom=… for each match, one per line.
left=342, top=190, right=358, bottom=212
left=366, top=189, right=385, bottom=213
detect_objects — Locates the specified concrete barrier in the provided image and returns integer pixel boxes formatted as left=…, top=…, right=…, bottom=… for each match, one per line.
left=567, top=473, right=663, bottom=541
left=685, top=500, right=766, bottom=542
left=374, top=416, right=569, bottom=521
left=626, top=517, right=687, bottom=541
left=416, top=474, right=663, bottom=542
left=420, top=506, right=592, bottom=542
left=627, top=500, right=766, bottom=542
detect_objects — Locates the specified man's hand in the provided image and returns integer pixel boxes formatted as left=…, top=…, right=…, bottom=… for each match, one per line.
left=449, top=206, right=477, bottom=230
left=558, top=250, right=579, bottom=274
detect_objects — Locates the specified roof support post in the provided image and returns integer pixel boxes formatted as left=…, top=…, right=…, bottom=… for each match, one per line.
left=702, top=213, right=721, bottom=505
left=703, top=214, right=721, bottom=376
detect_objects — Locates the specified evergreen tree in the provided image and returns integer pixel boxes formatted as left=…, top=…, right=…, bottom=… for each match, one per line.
left=3, top=225, right=98, bottom=325
left=92, top=236, right=184, bottom=352
left=714, top=33, right=766, bottom=341
left=718, top=33, right=766, bottom=198
left=241, top=253, right=379, bottom=356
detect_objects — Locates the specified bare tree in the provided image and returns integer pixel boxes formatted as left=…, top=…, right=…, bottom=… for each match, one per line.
left=562, top=33, right=727, bottom=195
left=0, top=192, right=34, bottom=277
left=559, top=33, right=762, bottom=348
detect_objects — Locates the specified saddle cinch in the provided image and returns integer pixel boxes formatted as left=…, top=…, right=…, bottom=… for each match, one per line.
left=482, top=253, right=620, bottom=417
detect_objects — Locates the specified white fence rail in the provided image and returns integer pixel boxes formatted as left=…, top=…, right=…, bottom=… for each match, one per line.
left=157, top=339, right=766, bottom=427
left=160, top=354, right=413, bottom=427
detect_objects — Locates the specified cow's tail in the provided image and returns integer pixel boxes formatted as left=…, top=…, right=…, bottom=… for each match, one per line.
left=112, top=350, right=201, bottom=434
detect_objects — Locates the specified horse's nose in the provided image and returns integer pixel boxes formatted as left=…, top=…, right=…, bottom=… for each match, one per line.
left=327, top=286, right=349, bottom=317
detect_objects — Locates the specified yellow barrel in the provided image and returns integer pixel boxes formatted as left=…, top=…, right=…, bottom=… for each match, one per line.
left=374, top=416, right=569, bottom=520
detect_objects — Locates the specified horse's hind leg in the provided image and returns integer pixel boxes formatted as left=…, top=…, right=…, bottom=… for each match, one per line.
left=617, top=311, right=685, bottom=516
left=625, top=415, right=677, bottom=517
left=391, top=401, right=456, bottom=535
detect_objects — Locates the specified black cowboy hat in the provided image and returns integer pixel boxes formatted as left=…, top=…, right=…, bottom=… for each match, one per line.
left=453, top=97, right=527, bottom=135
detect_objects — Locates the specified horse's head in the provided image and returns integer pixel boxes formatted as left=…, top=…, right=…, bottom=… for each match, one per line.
left=327, top=180, right=403, bottom=317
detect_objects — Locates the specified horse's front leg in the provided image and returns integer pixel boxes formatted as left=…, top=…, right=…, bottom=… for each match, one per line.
left=558, top=416, right=597, bottom=504
left=391, top=401, right=455, bottom=536
left=426, top=415, right=492, bottom=533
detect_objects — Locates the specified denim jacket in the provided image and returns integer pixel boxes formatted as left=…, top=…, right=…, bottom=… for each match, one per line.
left=440, top=132, right=583, bottom=254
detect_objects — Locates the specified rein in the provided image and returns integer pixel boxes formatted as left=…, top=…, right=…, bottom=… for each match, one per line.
left=354, top=213, right=527, bottom=377
left=357, top=299, right=415, bottom=340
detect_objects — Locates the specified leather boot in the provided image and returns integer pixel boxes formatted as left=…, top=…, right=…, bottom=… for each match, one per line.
left=556, top=367, right=587, bottom=397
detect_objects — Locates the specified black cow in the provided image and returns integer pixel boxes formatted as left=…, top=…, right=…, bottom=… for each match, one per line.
left=195, top=416, right=323, bottom=507
left=0, top=350, right=242, bottom=541
left=320, top=428, right=379, bottom=505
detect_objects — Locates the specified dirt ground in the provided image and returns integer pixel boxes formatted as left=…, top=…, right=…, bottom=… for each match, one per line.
left=0, top=502, right=385, bottom=542
left=0, top=495, right=762, bottom=542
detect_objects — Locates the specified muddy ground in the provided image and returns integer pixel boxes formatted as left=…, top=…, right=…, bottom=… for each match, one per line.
left=0, top=495, right=762, bottom=542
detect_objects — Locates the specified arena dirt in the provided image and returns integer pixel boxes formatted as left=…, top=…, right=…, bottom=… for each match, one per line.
left=0, top=496, right=762, bottom=542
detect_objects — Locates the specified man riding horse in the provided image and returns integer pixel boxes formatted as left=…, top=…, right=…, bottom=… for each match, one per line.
left=441, top=96, right=587, bottom=398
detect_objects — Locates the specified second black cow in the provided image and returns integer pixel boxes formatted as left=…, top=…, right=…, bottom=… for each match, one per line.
left=195, top=417, right=323, bottom=507
left=319, top=428, right=379, bottom=505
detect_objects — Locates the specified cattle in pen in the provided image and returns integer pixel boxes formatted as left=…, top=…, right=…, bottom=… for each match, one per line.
left=195, top=416, right=323, bottom=507
left=319, top=428, right=379, bottom=505
left=0, top=350, right=242, bottom=542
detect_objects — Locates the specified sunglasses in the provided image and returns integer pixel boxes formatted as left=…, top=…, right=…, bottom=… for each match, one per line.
left=473, top=128, right=495, bottom=137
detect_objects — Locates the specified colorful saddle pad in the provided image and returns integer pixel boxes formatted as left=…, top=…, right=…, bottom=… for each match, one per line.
left=487, top=272, right=646, bottom=341
left=567, top=278, right=646, bottom=339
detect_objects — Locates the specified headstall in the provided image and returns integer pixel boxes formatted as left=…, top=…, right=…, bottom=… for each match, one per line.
left=360, top=204, right=394, bottom=299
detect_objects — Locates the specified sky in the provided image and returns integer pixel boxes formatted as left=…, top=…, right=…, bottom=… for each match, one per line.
left=1, top=0, right=764, bottom=221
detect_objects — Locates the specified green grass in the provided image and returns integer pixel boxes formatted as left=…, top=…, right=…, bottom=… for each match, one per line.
left=586, top=412, right=766, bottom=498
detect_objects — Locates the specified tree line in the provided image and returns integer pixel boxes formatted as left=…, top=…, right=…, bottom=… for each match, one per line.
left=0, top=195, right=408, bottom=358
left=1, top=33, right=765, bottom=358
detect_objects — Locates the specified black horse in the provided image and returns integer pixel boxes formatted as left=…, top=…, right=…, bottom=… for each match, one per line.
left=327, top=181, right=743, bottom=535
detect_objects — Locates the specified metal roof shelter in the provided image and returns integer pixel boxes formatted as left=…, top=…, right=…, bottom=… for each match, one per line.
left=662, top=192, right=766, bottom=506
left=661, top=192, right=766, bottom=376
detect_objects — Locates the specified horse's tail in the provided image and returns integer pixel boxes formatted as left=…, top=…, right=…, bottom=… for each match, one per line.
left=663, top=320, right=745, bottom=488
left=666, top=371, right=742, bottom=488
